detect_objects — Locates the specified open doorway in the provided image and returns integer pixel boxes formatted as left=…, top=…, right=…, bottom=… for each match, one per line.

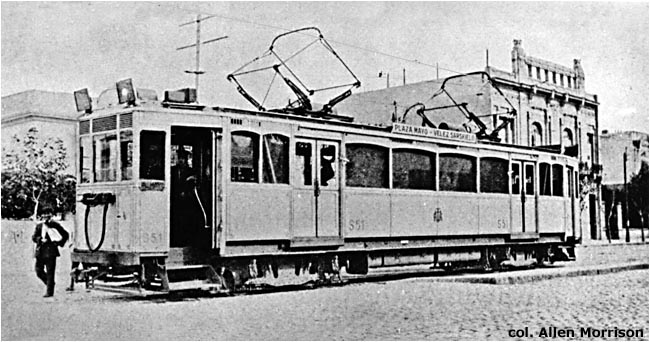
left=170, top=127, right=214, bottom=248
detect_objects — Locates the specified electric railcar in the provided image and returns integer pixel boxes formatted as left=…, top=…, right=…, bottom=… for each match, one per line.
left=71, top=86, right=580, bottom=294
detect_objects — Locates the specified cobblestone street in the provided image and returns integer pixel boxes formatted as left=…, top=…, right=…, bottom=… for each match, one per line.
left=2, top=231, right=648, bottom=340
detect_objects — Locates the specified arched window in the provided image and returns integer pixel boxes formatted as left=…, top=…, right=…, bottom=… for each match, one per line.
left=531, top=122, right=543, bottom=147
left=392, top=149, right=436, bottom=190
left=439, top=153, right=477, bottom=192
left=262, top=134, right=289, bottom=184
left=480, top=157, right=509, bottom=194
left=345, top=144, right=388, bottom=188
left=562, top=128, right=574, bottom=147
left=231, top=131, right=259, bottom=183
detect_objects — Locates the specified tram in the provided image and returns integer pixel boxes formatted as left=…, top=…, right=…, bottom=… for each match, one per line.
left=70, top=29, right=580, bottom=294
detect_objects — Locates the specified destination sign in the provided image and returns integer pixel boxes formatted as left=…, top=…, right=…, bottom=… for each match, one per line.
left=392, top=123, right=477, bottom=143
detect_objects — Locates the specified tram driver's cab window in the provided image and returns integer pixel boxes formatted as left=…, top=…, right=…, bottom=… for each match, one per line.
left=231, top=132, right=259, bottom=183
left=120, top=130, right=133, bottom=181
left=94, top=134, right=118, bottom=182
left=140, top=131, right=165, bottom=180
left=80, top=136, right=92, bottom=183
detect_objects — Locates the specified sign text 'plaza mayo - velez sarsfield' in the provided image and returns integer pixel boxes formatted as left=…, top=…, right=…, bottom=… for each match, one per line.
left=392, top=123, right=477, bottom=143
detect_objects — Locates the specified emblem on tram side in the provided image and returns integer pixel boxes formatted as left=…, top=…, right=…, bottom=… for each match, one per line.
left=433, top=208, right=443, bottom=223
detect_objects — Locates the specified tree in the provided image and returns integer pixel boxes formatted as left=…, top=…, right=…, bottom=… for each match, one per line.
left=628, top=161, right=649, bottom=228
left=1, top=127, right=76, bottom=220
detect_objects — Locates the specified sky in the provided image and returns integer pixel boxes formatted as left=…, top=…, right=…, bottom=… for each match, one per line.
left=1, top=2, right=648, bottom=133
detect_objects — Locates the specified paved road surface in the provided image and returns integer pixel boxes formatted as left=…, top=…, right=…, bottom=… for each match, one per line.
left=2, top=224, right=648, bottom=341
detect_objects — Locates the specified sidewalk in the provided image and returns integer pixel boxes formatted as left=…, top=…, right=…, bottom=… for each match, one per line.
left=582, top=227, right=649, bottom=246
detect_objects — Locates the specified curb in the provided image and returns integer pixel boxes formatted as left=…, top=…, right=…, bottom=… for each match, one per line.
left=579, top=242, right=649, bottom=248
left=426, top=263, right=649, bottom=285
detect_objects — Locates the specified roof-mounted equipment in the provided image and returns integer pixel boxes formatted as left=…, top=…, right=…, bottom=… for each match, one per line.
left=227, top=27, right=360, bottom=118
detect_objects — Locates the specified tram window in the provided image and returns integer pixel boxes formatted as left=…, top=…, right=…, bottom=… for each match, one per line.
left=575, top=171, right=579, bottom=198
left=552, top=164, right=564, bottom=197
left=262, top=134, right=289, bottom=184
left=231, top=132, right=259, bottom=183
left=511, top=163, right=521, bottom=195
left=80, top=136, right=92, bottom=183
left=120, top=130, right=133, bottom=181
left=93, top=134, right=118, bottom=182
left=439, top=154, right=476, bottom=192
left=567, top=167, right=574, bottom=198
left=540, top=163, right=552, bottom=196
left=320, top=144, right=337, bottom=186
left=296, top=142, right=313, bottom=186
left=480, top=158, right=508, bottom=193
left=525, top=164, right=535, bottom=195
left=346, top=144, right=388, bottom=188
left=392, top=149, right=435, bottom=190
left=140, top=131, right=165, bottom=180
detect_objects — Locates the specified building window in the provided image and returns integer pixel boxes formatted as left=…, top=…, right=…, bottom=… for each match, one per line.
left=567, top=77, right=572, bottom=88
left=560, top=74, right=564, bottom=87
left=262, top=134, right=289, bottom=184
left=346, top=144, right=388, bottom=188
left=480, top=158, right=509, bottom=194
left=439, top=154, right=476, bottom=192
left=544, top=69, right=549, bottom=82
left=531, top=122, right=543, bottom=147
left=528, top=64, right=532, bottom=78
left=562, top=128, right=574, bottom=147
left=94, top=133, right=118, bottom=182
left=552, top=72, right=557, bottom=84
left=231, top=132, right=259, bottom=183
left=536, top=67, right=541, bottom=80
left=392, top=149, right=436, bottom=190
left=140, top=130, right=165, bottom=181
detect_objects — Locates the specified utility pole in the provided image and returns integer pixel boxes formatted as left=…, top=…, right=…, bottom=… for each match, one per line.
left=402, top=68, right=406, bottom=85
left=623, top=147, right=630, bottom=242
left=177, top=14, right=228, bottom=103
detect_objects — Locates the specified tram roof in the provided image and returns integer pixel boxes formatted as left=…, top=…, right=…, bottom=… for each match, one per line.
left=80, top=101, right=576, bottom=160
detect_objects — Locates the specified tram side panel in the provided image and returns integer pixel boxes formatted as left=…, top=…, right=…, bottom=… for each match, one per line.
left=390, top=192, right=439, bottom=237
left=76, top=185, right=135, bottom=252
left=478, top=194, right=511, bottom=235
left=138, top=186, right=168, bottom=252
left=344, top=189, right=391, bottom=238
left=226, top=184, right=292, bottom=241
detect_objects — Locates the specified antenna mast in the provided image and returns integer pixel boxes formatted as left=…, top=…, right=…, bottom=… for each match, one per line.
left=177, top=14, right=228, bottom=102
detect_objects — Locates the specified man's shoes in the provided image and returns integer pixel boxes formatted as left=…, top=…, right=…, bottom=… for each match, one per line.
left=65, top=286, right=74, bottom=292
left=43, top=294, right=53, bottom=298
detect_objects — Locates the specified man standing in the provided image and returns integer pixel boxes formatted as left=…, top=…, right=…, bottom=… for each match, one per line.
left=32, top=208, right=69, bottom=297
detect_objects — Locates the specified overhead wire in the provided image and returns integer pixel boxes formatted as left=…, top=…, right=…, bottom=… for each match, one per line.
left=163, top=3, right=469, bottom=77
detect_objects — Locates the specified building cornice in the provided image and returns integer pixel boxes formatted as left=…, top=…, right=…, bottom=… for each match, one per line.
left=1, top=112, right=78, bottom=126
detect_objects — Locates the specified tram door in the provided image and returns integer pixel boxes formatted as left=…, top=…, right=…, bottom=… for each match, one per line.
left=170, top=127, right=218, bottom=249
left=511, top=161, right=537, bottom=234
left=293, top=139, right=340, bottom=239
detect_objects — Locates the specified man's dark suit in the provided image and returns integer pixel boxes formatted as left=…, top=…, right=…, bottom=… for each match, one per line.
left=32, top=219, right=69, bottom=297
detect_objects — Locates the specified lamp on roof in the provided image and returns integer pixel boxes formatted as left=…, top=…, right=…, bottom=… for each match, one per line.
left=73, top=88, right=92, bottom=114
left=116, top=78, right=136, bottom=106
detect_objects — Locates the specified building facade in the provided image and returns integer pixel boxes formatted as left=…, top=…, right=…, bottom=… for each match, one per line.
left=1, top=90, right=78, bottom=175
left=338, top=40, right=602, bottom=240
left=600, top=130, right=649, bottom=232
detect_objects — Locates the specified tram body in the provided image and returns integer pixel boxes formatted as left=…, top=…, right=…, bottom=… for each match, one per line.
left=72, top=100, right=580, bottom=292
